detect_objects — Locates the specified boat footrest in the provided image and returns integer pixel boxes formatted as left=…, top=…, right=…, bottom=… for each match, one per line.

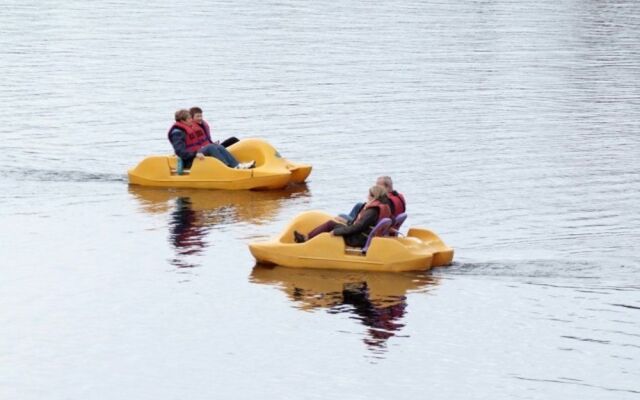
left=344, top=246, right=365, bottom=256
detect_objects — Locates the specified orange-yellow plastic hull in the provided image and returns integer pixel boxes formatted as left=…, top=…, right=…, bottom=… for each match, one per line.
left=249, top=211, right=454, bottom=272
left=128, top=138, right=312, bottom=190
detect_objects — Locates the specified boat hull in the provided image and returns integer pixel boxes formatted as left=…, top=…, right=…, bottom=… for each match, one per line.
left=128, top=138, right=311, bottom=190
left=249, top=211, right=454, bottom=272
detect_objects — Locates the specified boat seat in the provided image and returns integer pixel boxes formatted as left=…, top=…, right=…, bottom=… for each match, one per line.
left=387, top=212, right=408, bottom=236
left=345, top=218, right=392, bottom=255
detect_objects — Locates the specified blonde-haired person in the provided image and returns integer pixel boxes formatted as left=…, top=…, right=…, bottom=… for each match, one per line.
left=338, top=176, right=406, bottom=224
left=167, top=109, right=254, bottom=170
left=294, top=185, right=392, bottom=248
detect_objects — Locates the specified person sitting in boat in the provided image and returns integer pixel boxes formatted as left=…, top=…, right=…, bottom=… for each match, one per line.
left=168, top=109, right=255, bottom=170
left=189, top=106, right=240, bottom=148
left=338, top=176, right=406, bottom=224
left=293, top=185, right=392, bottom=247
left=376, top=176, right=406, bottom=217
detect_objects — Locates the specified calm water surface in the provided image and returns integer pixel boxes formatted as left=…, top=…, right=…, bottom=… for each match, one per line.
left=1, top=1, right=639, bottom=399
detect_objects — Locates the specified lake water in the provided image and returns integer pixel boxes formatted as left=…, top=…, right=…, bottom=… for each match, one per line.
left=1, top=1, right=639, bottom=399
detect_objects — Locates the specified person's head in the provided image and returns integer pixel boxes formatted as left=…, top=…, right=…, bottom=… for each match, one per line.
left=376, top=176, right=393, bottom=191
left=174, top=109, right=192, bottom=124
left=189, top=107, right=203, bottom=124
left=368, top=185, right=388, bottom=202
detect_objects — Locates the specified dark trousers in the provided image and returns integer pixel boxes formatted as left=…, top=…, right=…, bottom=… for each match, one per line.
left=221, top=137, right=240, bottom=147
left=308, top=220, right=346, bottom=239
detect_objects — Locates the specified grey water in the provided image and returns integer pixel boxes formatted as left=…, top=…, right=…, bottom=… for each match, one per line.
left=1, top=0, right=639, bottom=399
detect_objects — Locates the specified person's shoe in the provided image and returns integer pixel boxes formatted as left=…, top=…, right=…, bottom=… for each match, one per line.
left=293, top=230, right=306, bottom=243
left=235, top=161, right=254, bottom=169
left=246, top=160, right=256, bottom=169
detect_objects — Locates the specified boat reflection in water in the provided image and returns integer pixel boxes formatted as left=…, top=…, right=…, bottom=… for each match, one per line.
left=128, top=185, right=310, bottom=268
left=250, top=265, right=439, bottom=353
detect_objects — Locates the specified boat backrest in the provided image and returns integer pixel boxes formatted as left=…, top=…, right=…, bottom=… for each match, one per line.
left=388, top=212, right=408, bottom=236
left=362, top=218, right=392, bottom=254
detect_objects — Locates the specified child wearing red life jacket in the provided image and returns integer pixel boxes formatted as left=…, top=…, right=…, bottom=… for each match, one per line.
left=189, top=106, right=240, bottom=148
left=167, top=109, right=254, bottom=170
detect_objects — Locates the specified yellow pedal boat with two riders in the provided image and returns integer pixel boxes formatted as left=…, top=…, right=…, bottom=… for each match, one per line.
left=249, top=210, right=454, bottom=272
left=128, top=138, right=312, bottom=190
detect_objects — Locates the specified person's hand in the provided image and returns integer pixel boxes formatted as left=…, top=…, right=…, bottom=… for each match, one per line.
left=330, top=231, right=336, bottom=236
left=196, top=152, right=205, bottom=160
left=334, top=216, right=347, bottom=224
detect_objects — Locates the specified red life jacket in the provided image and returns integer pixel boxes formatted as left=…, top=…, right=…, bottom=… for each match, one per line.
left=388, top=191, right=406, bottom=216
left=354, top=199, right=392, bottom=225
left=168, top=121, right=212, bottom=153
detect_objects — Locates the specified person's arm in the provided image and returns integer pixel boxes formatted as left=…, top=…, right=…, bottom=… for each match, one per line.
left=169, top=129, right=198, bottom=160
left=205, top=129, right=215, bottom=144
left=333, top=208, right=379, bottom=236
left=201, top=121, right=218, bottom=144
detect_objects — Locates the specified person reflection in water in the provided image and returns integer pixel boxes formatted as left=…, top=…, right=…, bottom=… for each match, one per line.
left=289, top=281, right=407, bottom=349
left=251, top=266, right=438, bottom=353
left=169, top=197, right=210, bottom=268
left=339, top=281, right=407, bottom=349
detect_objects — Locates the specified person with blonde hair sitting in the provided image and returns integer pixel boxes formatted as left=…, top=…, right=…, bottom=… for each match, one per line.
left=294, top=185, right=392, bottom=248
left=338, top=176, right=406, bottom=224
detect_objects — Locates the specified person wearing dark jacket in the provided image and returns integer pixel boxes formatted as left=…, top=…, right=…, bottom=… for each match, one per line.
left=168, top=109, right=254, bottom=170
left=294, top=185, right=392, bottom=248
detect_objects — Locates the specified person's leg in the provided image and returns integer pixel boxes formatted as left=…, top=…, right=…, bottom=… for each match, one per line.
left=347, top=202, right=365, bottom=223
left=176, top=157, right=184, bottom=175
left=338, top=203, right=363, bottom=223
left=221, top=137, right=240, bottom=148
left=308, top=220, right=343, bottom=239
left=201, top=144, right=239, bottom=168
left=294, top=220, right=346, bottom=243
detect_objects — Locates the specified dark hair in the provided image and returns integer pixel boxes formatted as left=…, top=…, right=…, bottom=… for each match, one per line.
left=174, top=109, right=190, bottom=122
left=189, top=107, right=203, bottom=117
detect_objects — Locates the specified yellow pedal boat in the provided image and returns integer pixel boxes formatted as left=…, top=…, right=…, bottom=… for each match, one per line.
left=128, top=138, right=312, bottom=190
left=249, top=211, right=454, bottom=272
